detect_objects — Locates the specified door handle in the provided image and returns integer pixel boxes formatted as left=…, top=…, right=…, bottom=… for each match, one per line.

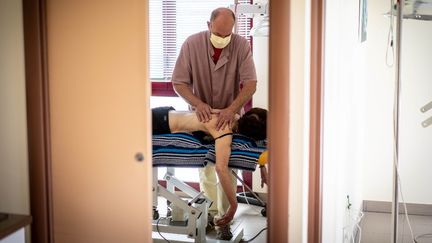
left=422, top=116, right=432, bottom=128
left=420, top=100, right=432, bottom=128
left=135, top=152, right=144, bottom=162
left=420, top=101, right=432, bottom=113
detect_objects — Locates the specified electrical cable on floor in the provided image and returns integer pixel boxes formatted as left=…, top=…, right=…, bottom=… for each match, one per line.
left=356, top=222, right=362, bottom=243
left=342, top=209, right=364, bottom=243
left=241, top=183, right=264, bottom=215
left=391, top=48, right=416, bottom=243
left=156, top=216, right=171, bottom=243
left=241, top=227, right=268, bottom=242
left=237, top=172, right=267, bottom=242
left=352, top=211, right=364, bottom=243
left=396, top=172, right=415, bottom=242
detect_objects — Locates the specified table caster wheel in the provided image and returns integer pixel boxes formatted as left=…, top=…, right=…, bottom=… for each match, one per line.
left=153, top=209, right=160, bottom=220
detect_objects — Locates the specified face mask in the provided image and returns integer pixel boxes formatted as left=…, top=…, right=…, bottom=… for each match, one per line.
left=210, top=33, right=232, bottom=49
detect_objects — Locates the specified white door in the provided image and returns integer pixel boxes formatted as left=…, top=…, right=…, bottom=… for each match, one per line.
left=46, top=0, right=152, bottom=242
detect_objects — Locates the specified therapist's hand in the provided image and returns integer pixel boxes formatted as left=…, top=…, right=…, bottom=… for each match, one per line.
left=195, top=102, right=212, bottom=123
left=215, top=107, right=236, bottom=131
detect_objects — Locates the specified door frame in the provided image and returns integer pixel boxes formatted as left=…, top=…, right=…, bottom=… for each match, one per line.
left=23, top=0, right=325, bottom=242
left=23, top=0, right=53, bottom=242
left=268, top=0, right=324, bottom=242
left=267, top=0, right=291, bottom=241
left=308, top=0, right=324, bottom=242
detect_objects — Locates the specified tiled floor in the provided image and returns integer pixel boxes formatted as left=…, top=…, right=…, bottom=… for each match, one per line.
left=235, top=202, right=267, bottom=243
left=360, top=212, right=432, bottom=243
left=154, top=197, right=268, bottom=243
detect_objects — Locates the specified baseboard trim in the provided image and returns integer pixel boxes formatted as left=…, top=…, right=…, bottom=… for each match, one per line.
left=363, top=200, right=432, bottom=216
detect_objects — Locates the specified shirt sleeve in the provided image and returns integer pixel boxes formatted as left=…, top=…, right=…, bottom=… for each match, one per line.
left=171, top=41, right=192, bottom=85
left=238, top=39, right=257, bottom=84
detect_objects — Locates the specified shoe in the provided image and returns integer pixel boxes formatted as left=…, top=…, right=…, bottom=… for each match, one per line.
left=216, top=225, right=233, bottom=240
left=206, top=213, right=215, bottom=232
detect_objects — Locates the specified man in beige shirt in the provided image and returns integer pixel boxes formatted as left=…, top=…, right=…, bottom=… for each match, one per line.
left=171, top=7, right=257, bottom=239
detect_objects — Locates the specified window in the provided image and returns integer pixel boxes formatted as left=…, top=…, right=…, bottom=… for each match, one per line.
left=149, top=0, right=252, bottom=84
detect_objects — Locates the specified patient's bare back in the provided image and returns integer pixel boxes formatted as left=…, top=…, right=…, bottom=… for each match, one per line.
left=168, top=111, right=232, bottom=138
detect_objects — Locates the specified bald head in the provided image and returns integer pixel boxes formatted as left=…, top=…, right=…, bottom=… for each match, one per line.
left=207, top=8, right=235, bottom=38
left=210, top=8, right=236, bottom=22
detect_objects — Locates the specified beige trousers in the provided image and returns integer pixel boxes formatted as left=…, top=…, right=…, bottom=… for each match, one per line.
left=199, top=164, right=238, bottom=217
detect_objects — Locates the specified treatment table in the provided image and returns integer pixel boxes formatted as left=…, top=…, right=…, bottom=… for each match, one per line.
left=152, top=132, right=266, bottom=243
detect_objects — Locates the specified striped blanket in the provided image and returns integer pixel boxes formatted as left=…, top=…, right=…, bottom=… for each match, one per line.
left=152, top=132, right=267, bottom=171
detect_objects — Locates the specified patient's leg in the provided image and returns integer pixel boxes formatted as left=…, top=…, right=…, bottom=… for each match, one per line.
left=199, top=165, right=218, bottom=215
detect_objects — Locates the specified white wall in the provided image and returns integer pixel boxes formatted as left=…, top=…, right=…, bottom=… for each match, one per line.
left=252, top=36, right=269, bottom=111
left=252, top=36, right=269, bottom=194
left=363, top=1, right=432, bottom=204
left=251, top=0, right=269, bottom=194
left=398, top=19, right=432, bottom=204
left=288, top=0, right=310, bottom=242
left=323, top=0, right=432, bottom=242
left=322, top=0, right=368, bottom=242
left=362, top=0, right=397, bottom=203
left=251, top=0, right=269, bottom=111
left=0, top=0, right=30, bottom=215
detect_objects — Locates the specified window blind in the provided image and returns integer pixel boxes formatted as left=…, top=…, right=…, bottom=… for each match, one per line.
left=149, top=0, right=252, bottom=81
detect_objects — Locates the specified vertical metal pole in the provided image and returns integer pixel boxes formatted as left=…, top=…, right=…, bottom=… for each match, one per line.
left=233, top=0, right=239, bottom=34
left=391, top=0, right=403, bottom=242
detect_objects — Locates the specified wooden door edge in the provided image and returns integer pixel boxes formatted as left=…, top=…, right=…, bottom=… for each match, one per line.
left=23, top=0, right=53, bottom=242
left=308, top=0, right=324, bottom=243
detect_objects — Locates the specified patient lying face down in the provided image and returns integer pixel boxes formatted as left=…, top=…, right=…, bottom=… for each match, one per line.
left=152, top=106, right=268, bottom=226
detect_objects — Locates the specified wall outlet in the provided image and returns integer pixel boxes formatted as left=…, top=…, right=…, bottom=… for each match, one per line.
left=346, top=195, right=352, bottom=210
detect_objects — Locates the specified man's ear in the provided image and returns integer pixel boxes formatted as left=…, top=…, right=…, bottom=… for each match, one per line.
left=207, top=21, right=211, bottom=30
